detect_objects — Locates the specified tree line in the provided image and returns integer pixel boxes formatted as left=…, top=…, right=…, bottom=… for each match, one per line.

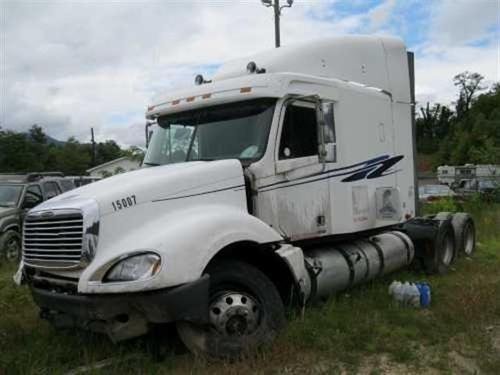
left=416, top=71, right=500, bottom=167
left=0, top=125, right=144, bottom=176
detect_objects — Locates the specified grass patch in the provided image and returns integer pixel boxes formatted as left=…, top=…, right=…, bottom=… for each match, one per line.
left=1, top=203, right=499, bottom=374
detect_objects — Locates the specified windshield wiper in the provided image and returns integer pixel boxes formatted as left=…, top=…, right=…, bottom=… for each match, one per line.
left=143, top=162, right=160, bottom=166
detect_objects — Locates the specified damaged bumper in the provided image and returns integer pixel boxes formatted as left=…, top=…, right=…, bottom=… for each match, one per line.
left=30, top=275, right=209, bottom=342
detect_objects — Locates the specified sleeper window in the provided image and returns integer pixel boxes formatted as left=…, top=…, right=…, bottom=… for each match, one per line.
left=279, top=105, right=318, bottom=159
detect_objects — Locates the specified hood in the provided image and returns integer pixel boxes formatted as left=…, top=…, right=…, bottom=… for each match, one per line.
left=33, top=159, right=245, bottom=217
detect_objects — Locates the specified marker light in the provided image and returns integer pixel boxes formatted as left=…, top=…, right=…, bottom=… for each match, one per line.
left=195, top=74, right=205, bottom=85
left=247, top=61, right=266, bottom=74
left=247, top=61, right=257, bottom=74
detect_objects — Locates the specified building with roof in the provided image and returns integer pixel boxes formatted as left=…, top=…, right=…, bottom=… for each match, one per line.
left=86, top=157, right=141, bottom=177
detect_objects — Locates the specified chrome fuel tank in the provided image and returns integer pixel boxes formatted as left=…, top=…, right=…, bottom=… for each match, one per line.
left=306, top=231, right=414, bottom=302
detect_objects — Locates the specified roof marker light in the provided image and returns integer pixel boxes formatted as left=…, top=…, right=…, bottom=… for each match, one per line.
left=172, top=99, right=180, bottom=105
left=240, top=87, right=252, bottom=93
left=247, top=61, right=266, bottom=74
left=247, top=61, right=257, bottom=74
left=195, top=74, right=205, bottom=85
left=186, top=96, right=195, bottom=102
left=202, top=93, right=211, bottom=99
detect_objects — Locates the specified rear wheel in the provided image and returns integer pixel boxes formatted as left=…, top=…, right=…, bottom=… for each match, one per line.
left=176, top=260, right=285, bottom=358
left=423, top=219, right=456, bottom=274
left=0, top=231, right=21, bottom=263
left=452, top=213, right=475, bottom=257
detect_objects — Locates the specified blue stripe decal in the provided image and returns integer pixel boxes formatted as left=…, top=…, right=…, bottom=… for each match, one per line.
left=258, top=155, right=404, bottom=192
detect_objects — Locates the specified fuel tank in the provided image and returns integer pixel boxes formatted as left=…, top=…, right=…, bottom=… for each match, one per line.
left=306, top=231, right=414, bottom=302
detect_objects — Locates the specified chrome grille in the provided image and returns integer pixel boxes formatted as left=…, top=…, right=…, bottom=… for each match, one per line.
left=23, top=211, right=84, bottom=268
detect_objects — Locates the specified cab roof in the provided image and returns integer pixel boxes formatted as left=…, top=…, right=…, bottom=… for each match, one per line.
left=146, top=35, right=411, bottom=120
left=0, top=172, right=64, bottom=184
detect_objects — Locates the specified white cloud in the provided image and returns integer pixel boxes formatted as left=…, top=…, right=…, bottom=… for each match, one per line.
left=0, top=0, right=498, bottom=147
left=414, top=0, right=500, bottom=106
left=415, top=43, right=499, bottom=106
left=1, top=0, right=365, bottom=145
left=367, top=0, right=396, bottom=30
left=431, top=0, right=499, bottom=45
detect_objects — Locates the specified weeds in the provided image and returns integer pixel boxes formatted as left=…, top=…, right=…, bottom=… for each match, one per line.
left=0, top=204, right=499, bottom=374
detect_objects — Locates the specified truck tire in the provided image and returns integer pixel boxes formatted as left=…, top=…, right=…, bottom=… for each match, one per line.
left=434, top=212, right=458, bottom=265
left=452, top=213, right=475, bottom=257
left=176, top=260, right=285, bottom=358
left=423, top=219, right=456, bottom=274
left=0, top=230, right=21, bottom=263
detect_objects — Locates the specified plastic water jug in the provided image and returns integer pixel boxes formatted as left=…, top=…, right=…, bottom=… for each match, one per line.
left=389, top=280, right=430, bottom=307
left=415, top=282, right=431, bottom=307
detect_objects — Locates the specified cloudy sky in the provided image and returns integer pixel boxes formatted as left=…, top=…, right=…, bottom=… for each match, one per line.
left=1, top=0, right=499, bottom=146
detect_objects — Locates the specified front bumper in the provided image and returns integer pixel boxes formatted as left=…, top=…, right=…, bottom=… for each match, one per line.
left=31, top=275, right=209, bottom=342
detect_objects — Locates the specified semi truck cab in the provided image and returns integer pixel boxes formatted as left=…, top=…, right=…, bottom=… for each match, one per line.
left=16, top=36, right=475, bottom=357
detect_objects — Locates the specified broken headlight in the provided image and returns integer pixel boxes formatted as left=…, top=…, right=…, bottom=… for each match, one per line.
left=104, top=253, right=161, bottom=282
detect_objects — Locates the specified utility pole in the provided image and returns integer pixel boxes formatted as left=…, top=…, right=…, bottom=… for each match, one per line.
left=261, top=0, right=294, bottom=48
left=273, top=0, right=280, bottom=48
left=90, top=127, right=96, bottom=167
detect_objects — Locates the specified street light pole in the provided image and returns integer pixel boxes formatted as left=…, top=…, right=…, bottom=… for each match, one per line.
left=261, top=0, right=294, bottom=48
left=273, top=0, right=280, bottom=48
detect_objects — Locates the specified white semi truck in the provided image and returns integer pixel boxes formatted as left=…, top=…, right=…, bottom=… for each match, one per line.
left=17, top=36, right=475, bottom=357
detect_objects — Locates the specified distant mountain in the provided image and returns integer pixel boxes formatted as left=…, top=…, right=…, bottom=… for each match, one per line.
left=24, top=133, right=65, bottom=146
left=45, top=135, right=65, bottom=146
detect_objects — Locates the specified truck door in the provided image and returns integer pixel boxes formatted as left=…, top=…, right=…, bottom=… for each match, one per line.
left=272, top=101, right=331, bottom=240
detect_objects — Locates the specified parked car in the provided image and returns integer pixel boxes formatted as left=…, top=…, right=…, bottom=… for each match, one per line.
left=419, top=184, right=456, bottom=202
left=0, top=172, right=75, bottom=262
left=456, top=179, right=499, bottom=201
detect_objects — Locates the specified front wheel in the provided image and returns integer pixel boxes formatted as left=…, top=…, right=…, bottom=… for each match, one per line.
left=176, top=260, right=285, bottom=358
left=0, top=231, right=21, bottom=263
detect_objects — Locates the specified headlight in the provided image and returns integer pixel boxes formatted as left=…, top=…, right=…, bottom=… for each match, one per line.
left=104, top=253, right=161, bottom=282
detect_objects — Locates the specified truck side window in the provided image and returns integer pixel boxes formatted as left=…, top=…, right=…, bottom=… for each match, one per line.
left=25, top=185, right=43, bottom=205
left=279, top=105, right=318, bottom=159
left=43, top=182, right=61, bottom=199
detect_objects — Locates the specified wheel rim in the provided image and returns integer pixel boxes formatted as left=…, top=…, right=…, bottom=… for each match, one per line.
left=441, top=233, right=454, bottom=266
left=463, top=223, right=475, bottom=256
left=5, top=237, right=20, bottom=261
left=209, top=291, right=261, bottom=337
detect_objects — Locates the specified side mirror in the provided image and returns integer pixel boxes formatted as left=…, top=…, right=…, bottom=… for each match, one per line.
left=145, top=122, right=154, bottom=148
left=22, top=196, right=40, bottom=209
left=324, top=143, right=337, bottom=163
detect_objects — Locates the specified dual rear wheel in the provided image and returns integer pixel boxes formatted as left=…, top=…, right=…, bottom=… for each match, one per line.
left=424, top=212, right=475, bottom=274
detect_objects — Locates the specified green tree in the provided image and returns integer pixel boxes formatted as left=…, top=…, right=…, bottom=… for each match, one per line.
left=95, top=140, right=122, bottom=166
left=453, top=71, right=486, bottom=119
left=29, top=124, right=47, bottom=144
left=417, top=103, right=454, bottom=154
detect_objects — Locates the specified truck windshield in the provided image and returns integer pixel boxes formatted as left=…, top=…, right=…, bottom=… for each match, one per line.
left=0, top=184, right=23, bottom=208
left=144, top=98, right=276, bottom=166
